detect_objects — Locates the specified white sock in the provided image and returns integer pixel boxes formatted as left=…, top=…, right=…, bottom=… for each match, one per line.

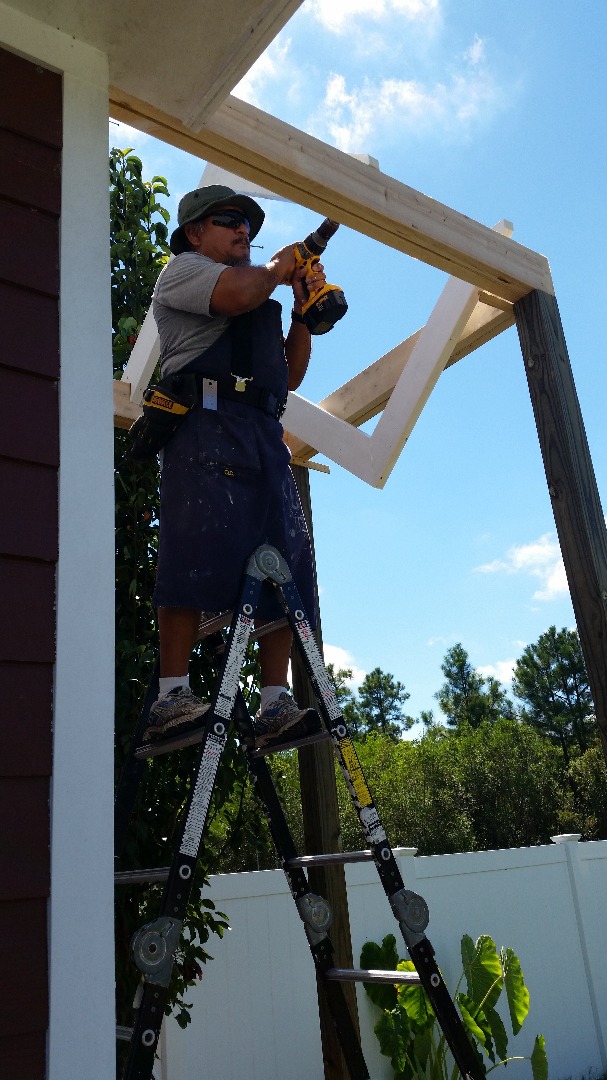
left=159, top=675, right=189, bottom=698
left=260, top=685, right=289, bottom=712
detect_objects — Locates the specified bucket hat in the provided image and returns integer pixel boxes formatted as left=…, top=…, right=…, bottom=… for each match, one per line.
left=169, top=185, right=265, bottom=254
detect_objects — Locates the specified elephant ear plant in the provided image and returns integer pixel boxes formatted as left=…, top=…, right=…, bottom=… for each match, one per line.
left=360, top=933, right=548, bottom=1080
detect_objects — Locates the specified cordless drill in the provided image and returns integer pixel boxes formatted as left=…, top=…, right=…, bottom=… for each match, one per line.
left=294, top=219, right=348, bottom=335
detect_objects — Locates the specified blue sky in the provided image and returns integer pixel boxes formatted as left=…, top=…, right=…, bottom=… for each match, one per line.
left=110, top=0, right=607, bottom=731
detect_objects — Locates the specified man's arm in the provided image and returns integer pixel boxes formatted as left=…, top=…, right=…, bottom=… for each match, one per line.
left=285, top=317, right=312, bottom=391
left=209, top=245, right=298, bottom=316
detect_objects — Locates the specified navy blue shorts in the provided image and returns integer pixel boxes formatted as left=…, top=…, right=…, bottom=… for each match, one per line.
left=154, top=399, right=316, bottom=625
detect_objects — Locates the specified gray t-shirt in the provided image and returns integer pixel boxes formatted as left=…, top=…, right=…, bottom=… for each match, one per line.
left=153, top=252, right=230, bottom=375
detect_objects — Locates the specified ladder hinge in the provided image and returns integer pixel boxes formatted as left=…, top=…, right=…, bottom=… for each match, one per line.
left=389, top=888, right=429, bottom=946
left=130, top=916, right=183, bottom=987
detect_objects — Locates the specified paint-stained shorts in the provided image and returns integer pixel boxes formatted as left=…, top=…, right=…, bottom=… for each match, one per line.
left=154, top=399, right=316, bottom=624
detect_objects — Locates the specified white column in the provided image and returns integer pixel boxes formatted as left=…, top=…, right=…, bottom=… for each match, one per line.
left=0, top=6, right=116, bottom=1077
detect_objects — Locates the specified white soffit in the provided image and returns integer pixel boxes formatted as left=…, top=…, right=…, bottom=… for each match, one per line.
left=8, top=0, right=303, bottom=125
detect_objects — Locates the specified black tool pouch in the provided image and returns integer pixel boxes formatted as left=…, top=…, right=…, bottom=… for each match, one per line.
left=127, top=373, right=198, bottom=462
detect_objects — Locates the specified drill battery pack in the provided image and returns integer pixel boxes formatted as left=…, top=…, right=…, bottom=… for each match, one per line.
left=302, top=284, right=348, bottom=335
left=127, top=373, right=198, bottom=462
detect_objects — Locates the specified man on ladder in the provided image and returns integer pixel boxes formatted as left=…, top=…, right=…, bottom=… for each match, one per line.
left=144, top=184, right=325, bottom=750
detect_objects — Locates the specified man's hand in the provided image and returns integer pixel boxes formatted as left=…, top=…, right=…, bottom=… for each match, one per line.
left=268, top=244, right=299, bottom=284
left=291, top=262, right=327, bottom=313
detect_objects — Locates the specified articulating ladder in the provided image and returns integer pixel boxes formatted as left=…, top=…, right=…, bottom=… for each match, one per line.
left=114, top=544, right=484, bottom=1080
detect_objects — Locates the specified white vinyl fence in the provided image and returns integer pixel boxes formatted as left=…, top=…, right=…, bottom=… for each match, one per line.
left=157, top=837, right=607, bottom=1080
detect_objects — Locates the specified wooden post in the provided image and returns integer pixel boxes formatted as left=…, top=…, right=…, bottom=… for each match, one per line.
left=291, top=464, right=361, bottom=1080
left=514, top=289, right=607, bottom=763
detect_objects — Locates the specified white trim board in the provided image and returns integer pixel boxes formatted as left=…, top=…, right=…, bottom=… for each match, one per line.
left=282, top=266, right=481, bottom=488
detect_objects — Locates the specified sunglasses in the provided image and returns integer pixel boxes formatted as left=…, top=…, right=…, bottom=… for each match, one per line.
left=206, top=209, right=251, bottom=233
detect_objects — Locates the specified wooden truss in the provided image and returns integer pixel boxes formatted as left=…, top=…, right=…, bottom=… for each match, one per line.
left=112, top=88, right=607, bottom=761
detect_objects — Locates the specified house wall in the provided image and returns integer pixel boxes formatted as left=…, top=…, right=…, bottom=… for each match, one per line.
left=160, top=838, right=607, bottom=1080
left=0, top=44, right=61, bottom=1080
left=0, top=6, right=114, bottom=1078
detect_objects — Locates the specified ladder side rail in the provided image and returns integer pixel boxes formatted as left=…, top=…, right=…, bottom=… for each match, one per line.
left=269, top=557, right=484, bottom=1080
left=123, top=592, right=261, bottom=1079
left=115, top=661, right=160, bottom=861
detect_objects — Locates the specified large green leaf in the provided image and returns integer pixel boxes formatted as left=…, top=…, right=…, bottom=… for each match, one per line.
left=458, top=993, right=495, bottom=1062
left=461, top=934, right=503, bottom=1011
left=397, top=960, right=435, bottom=1029
left=485, top=1006, right=509, bottom=1060
left=375, top=1007, right=411, bottom=1073
left=361, top=935, right=400, bottom=1010
left=530, top=1035, right=548, bottom=1080
left=412, top=1021, right=435, bottom=1072
left=502, top=948, right=530, bottom=1035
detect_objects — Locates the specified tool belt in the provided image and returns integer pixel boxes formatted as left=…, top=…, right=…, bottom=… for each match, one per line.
left=127, top=373, right=198, bottom=463
left=195, top=374, right=286, bottom=421
left=127, top=372, right=286, bottom=464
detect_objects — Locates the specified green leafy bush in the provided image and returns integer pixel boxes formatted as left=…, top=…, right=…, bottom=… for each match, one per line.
left=361, top=933, right=548, bottom=1080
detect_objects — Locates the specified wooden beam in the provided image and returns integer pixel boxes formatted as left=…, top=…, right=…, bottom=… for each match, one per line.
left=285, top=297, right=514, bottom=462
left=514, top=290, right=607, bottom=764
left=109, top=88, right=552, bottom=304
left=113, top=380, right=141, bottom=429
left=290, top=464, right=360, bottom=1080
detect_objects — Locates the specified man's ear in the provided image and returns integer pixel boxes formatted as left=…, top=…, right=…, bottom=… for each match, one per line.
left=183, top=221, right=202, bottom=249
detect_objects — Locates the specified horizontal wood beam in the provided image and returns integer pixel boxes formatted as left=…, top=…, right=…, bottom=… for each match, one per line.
left=113, top=380, right=141, bottom=429
left=285, top=298, right=514, bottom=461
left=109, top=88, right=553, bottom=304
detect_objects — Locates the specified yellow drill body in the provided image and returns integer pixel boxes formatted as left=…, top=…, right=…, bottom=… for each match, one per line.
left=293, top=219, right=348, bottom=335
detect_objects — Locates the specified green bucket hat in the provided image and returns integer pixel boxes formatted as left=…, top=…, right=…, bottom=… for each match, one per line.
left=169, top=185, right=265, bottom=255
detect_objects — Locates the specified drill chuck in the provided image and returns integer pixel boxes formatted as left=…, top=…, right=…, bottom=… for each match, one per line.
left=303, top=218, right=340, bottom=257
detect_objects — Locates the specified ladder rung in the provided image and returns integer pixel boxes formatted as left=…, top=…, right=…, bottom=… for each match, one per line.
left=135, top=726, right=207, bottom=758
left=251, top=729, right=330, bottom=758
left=251, top=616, right=289, bottom=641
left=135, top=720, right=331, bottom=760
left=196, top=612, right=288, bottom=642
left=116, top=1025, right=133, bottom=1041
left=114, top=868, right=170, bottom=885
left=326, top=968, right=421, bottom=985
left=288, top=850, right=374, bottom=867
left=196, top=611, right=231, bottom=639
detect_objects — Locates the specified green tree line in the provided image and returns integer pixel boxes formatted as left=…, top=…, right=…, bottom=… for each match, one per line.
left=213, top=631, right=607, bottom=873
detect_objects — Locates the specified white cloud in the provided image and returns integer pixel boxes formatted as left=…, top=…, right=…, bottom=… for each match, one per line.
left=465, top=34, right=485, bottom=66
left=309, top=0, right=440, bottom=34
left=426, top=635, right=447, bottom=647
left=323, top=643, right=366, bottom=688
left=477, top=659, right=516, bottom=685
left=315, top=59, right=501, bottom=152
left=475, top=532, right=569, bottom=603
left=233, top=37, right=292, bottom=107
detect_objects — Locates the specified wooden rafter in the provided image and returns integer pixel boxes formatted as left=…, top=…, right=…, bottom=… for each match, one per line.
left=109, top=88, right=552, bottom=304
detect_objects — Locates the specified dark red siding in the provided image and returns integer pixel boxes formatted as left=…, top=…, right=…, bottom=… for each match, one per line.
left=0, top=44, right=62, bottom=1080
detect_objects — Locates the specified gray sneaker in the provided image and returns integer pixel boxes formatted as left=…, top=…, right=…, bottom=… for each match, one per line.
left=255, top=692, right=321, bottom=750
left=143, top=686, right=210, bottom=741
